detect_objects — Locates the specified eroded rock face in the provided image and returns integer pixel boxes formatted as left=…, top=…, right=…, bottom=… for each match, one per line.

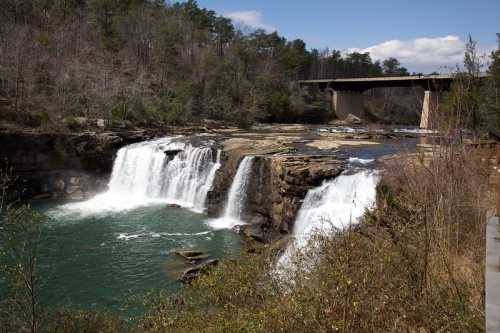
left=268, top=155, right=344, bottom=234
left=0, top=129, right=161, bottom=201
left=207, top=151, right=344, bottom=241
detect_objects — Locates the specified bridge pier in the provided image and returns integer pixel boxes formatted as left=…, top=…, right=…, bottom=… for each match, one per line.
left=420, top=90, right=438, bottom=129
left=333, top=91, right=365, bottom=120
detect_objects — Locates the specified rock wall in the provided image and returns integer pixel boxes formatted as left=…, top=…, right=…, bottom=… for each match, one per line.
left=207, top=152, right=344, bottom=242
left=0, top=130, right=159, bottom=201
left=268, top=155, right=344, bottom=233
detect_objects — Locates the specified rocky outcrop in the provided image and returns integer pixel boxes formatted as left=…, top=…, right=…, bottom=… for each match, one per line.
left=208, top=150, right=344, bottom=241
left=267, top=155, right=344, bottom=233
left=173, top=249, right=219, bottom=283
left=0, top=129, right=163, bottom=201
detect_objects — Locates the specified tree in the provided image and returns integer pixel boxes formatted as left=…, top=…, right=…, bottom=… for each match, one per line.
left=483, top=33, right=500, bottom=129
left=382, top=57, right=409, bottom=76
left=441, top=35, right=485, bottom=133
left=0, top=206, right=45, bottom=333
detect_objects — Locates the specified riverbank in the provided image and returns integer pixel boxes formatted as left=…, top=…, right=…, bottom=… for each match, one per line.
left=140, top=142, right=495, bottom=333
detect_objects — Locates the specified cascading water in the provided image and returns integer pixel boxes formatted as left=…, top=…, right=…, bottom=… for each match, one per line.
left=208, top=156, right=255, bottom=230
left=277, top=169, right=379, bottom=272
left=51, top=137, right=221, bottom=216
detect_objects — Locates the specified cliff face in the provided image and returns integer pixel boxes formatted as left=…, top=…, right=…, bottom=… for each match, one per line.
left=0, top=130, right=157, bottom=201
left=207, top=152, right=344, bottom=241
left=267, top=156, right=344, bottom=233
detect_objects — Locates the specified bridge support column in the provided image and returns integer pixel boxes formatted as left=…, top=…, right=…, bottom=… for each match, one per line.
left=333, top=91, right=365, bottom=120
left=420, top=90, right=438, bottom=129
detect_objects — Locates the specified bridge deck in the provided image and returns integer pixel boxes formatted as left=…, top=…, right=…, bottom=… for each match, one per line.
left=298, top=73, right=489, bottom=92
left=298, top=74, right=454, bottom=84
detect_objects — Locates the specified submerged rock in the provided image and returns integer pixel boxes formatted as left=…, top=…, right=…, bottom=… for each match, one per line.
left=31, top=193, right=52, bottom=200
left=167, top=203, right=182, bottom=209
left=178, top=258, right=219, bottom=284
left=174, top=249, right=208, bottom=261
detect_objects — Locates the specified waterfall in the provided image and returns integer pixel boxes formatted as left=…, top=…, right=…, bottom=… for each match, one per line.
left=277, top=170, right=379, bottom=272
left=208, top=156, right=254, bottom=230
left=51, top=137, right=221, bottom=216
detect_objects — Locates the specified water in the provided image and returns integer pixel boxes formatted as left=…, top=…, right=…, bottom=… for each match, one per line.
left=208, top=156, right=255, bottom=230
left=32, top=202, right=240, bottom=315
left=392, top=128, right=437, bottom=134
left=347, top=157, right=375, bottom=165
left=51, top=137, right=221, bottom=217
left=2, top=137, right=239, bottom=316
left=277, top=170, right=379, bottom=271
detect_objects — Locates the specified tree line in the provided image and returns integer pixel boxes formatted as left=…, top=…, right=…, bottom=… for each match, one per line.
left=0, top=0, right=410, bottom=129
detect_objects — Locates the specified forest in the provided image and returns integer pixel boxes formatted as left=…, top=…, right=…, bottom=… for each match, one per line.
left=0, top=0, right=410, bottom=129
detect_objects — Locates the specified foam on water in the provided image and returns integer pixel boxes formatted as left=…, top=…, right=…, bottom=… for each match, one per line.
left=319, top=126, right=367, bottom=133
left=49, top=137, right=221, bottom=217
left=116, top=230, right=213, bottom=241
left=348, top=157, right=375, bottom=165
left=393, top=128, right=437, bottom=134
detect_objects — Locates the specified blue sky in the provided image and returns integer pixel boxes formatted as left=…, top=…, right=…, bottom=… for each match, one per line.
left=189, top=0, right=500, bottom=73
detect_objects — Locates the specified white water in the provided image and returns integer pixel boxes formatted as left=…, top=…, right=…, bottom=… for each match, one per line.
left=318, top=126, right=367, bottom=133
left=277, top=170, right=379, bottom=271
left=50, top=137, right=221, bottom=217
left=208, top=156, right=255, bottom=230
left=393, top=128, right=437, bottom=134
left=348, top=157, right=375, bottom=165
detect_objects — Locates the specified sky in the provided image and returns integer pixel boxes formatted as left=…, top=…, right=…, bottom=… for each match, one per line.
left=187, top=0, right=500, bottom=73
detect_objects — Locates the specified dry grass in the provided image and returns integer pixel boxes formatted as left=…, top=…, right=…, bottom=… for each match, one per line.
left=140, top=141, right=492, bottom=332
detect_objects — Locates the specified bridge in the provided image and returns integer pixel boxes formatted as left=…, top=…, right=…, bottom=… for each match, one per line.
left=298, top=74, right=489, bottom=128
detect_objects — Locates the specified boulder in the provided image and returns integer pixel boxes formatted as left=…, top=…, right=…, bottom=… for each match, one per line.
left=240, top=223, right=265, bottom=243
left=179, top=258, right=219, bottom=284
left=167, top=203, right=182, bottom=209
left=344, top=113, right=362, bottom=125
left=54, top=179, right=65, bottom=191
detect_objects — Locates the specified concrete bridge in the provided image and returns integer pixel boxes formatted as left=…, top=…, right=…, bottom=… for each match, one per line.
left=298, top=74, right=489, bottom=128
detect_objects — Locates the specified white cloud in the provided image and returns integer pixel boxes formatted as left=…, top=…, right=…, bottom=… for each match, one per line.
left=224, top=10, right=276, bottom=32
left=348, top=35, right=494, bottom=72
